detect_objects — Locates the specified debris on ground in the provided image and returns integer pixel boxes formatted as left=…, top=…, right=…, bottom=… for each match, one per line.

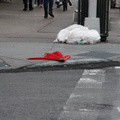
left=54, top=24, right=101, bottom=44
left=27, top=51, right=71, bottom=62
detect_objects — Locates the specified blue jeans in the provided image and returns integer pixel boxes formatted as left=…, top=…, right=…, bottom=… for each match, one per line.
left=44, top=0, right=54, bottom=15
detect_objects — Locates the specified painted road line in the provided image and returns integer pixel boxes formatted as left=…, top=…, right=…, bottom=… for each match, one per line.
left=58, top=69, right=105, bottom=120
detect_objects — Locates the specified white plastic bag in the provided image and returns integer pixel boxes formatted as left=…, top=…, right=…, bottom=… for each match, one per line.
left=65, top=24, right=86, bottom=31
left=54, top=29, right=70, bottom=43
left=67, top=28, right=90, bottom=44
left=54, top=24, right=101, bottom=44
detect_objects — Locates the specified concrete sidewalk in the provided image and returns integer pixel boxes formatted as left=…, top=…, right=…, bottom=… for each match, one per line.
left=0, top=0, right=120, bottom=70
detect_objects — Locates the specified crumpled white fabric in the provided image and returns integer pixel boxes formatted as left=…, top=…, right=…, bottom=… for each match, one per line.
left=54, top=24, right=101, bottom=44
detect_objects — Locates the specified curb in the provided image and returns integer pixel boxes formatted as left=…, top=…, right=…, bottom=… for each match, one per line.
left=0, top=58, right=107, bottom=71
left=26, top=58, right=109, bottom=68
left=1, top=58, right=120, bottom=73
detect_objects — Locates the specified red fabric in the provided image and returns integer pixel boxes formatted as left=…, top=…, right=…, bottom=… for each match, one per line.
left=27, top=51, right=71, bottom=62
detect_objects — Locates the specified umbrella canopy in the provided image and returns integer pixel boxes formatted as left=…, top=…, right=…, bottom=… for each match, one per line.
left=27, top=51, right=71, bottom=62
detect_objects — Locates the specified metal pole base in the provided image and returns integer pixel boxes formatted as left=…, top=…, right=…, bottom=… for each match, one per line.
left=85, top=17, right=100, bottom=34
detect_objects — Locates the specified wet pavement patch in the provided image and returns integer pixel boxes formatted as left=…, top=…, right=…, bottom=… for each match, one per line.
left=0, top=60, right=9, bottom=67
left=75, top=52, right=120, bottom=59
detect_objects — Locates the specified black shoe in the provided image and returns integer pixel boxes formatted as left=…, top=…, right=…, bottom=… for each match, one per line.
left=55, top=2, right=59, bottom=8
left=49, top=13, right=54, bottom=17
left=29, top=8, right=33, bottom=11
left=68, top=0, right=72, bottom=6
left=44, top=15, right=48, bottom=18
left=23, top=8, right=27, bottom=11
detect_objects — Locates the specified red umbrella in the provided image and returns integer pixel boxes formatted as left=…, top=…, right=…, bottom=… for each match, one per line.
left=27, top=51, right=71, bottom=62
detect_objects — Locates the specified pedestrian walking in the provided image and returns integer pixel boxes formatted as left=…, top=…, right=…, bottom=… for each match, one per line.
left=63, top=0, right=72, bottom=11
left=56, top=0, right=72, bottom=11
left=63, top=0, right=67, bottom=11
left=23, top=0, right=33, bottom=11
left=55, top=0, right=60, bottom=8
left=43, top=0, right=54, bottom=18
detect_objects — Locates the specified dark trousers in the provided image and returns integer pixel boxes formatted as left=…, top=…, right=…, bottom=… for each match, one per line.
left=63, top=0, right=67, bottom=11
left=44, top=0, right=54, bottom=15
left=37, top=0, right=43, bottom=5
left=23, top=0, right=33, bottom=9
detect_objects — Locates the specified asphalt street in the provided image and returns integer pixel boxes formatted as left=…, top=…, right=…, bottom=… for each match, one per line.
left=0, top=69, right=83, bottom=120
left=0, top=0, right=120, bottom=71
left=0, top=1, right=120, bottom=120
left=1, top=67, right=120, bottom=120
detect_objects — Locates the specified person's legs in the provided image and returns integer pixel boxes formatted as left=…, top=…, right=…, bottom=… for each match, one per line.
left=40, top=0, right=43, bottom=4
left=49, top=0, right=54, bottom=17
left=44, top=0, right=48, bottom=18
left=23, top=0, right=28, bottom=11
left=63, top=0, right=67, bottom=11
left=37, top=0, right=40, bottom=5
left=39, top=0, right=43, bottom=7
left=29, top=0, right=33, bottom=10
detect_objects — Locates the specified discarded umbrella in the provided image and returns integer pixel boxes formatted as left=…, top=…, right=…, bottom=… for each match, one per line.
left=27, top=51, right=71, bottom=62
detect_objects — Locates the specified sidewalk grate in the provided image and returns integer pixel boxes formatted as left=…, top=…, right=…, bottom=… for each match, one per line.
left=75, top=51, right=120, bottom=59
